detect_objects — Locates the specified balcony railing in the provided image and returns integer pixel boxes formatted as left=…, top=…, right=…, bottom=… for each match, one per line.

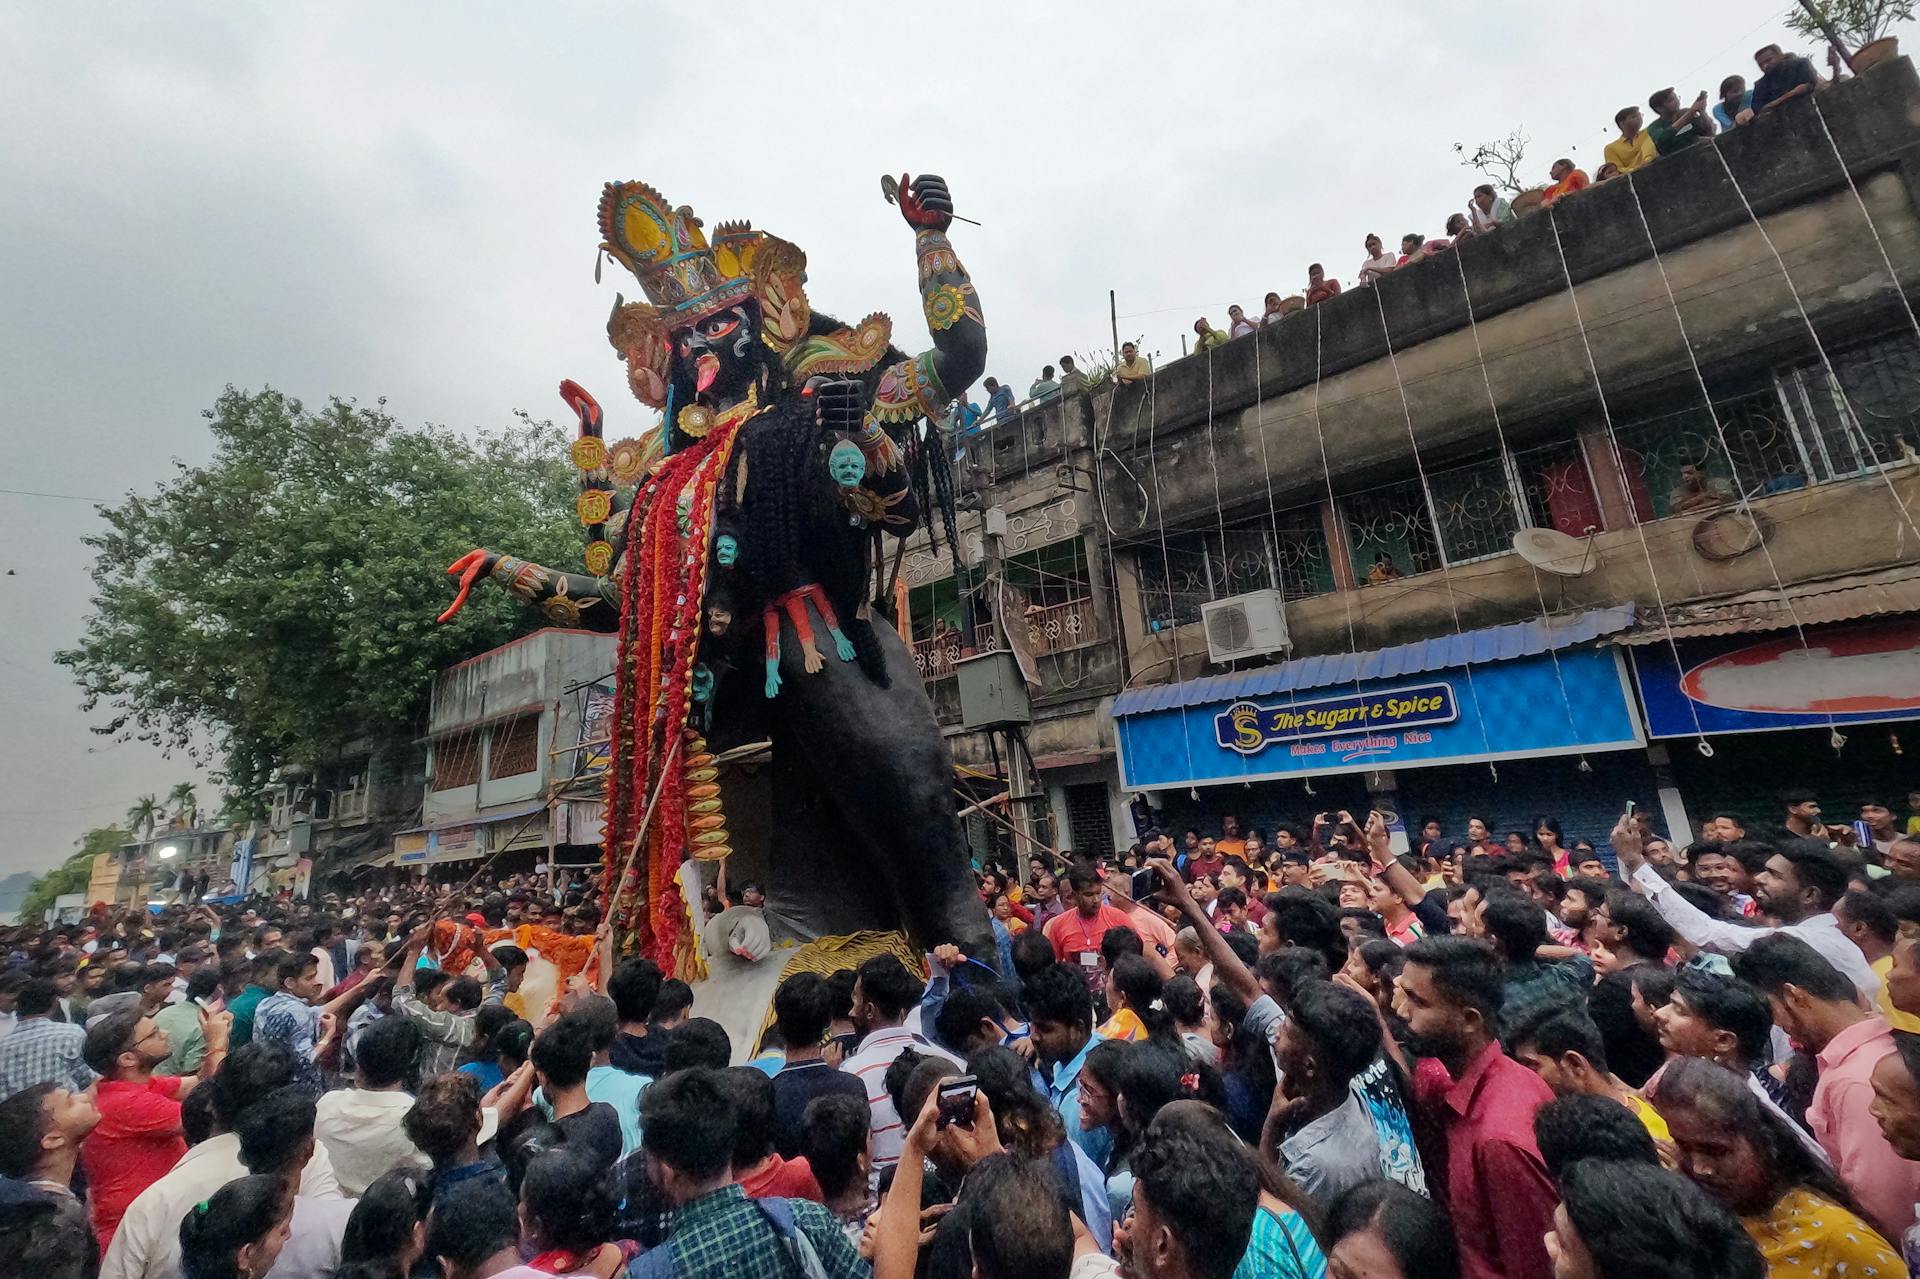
left=1023, top=597, right=1098, bottom=655
left=912, top=596, right=1100, bottom=682
left=913, top=631, right=966, bottom=680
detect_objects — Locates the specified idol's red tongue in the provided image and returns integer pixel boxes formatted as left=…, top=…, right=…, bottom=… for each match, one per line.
left=695, top=353, right=720, bottom=393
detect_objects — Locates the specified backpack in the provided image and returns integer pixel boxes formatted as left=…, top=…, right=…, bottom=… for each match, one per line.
left=626, top=1197, right=831, bottom=1279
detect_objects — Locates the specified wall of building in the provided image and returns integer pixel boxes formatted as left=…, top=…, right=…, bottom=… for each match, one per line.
left=424, top=629, right=614, bottom=824
left=903, top=62, right=1920, bottom=845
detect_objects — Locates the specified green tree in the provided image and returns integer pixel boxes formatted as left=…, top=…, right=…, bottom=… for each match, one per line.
left=58, top=386, right=580, bottom=804
left=167, top=782, right=199, bottom=823
left=19, top=826, right=129, bottom=921
left=127, top=794, right=162, bottom=838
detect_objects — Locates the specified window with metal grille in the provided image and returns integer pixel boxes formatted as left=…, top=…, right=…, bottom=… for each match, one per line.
left=1613, top=333, right=1920, bottom=520
left=432, top=734, right=481, bottom=791
left=1513, top=438, right=1604, bottom=537
left=1135, top=507, right=1333, bottom=630
left=488, top=714, right=541, bottom=780
left=1063, top=783, right=1116, bottom=860
left=1341, top=477, right=1442, bottom=582
left=1424, top=455, right=1522, bottom=564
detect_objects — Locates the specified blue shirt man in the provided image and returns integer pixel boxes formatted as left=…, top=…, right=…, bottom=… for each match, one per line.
left=1713, top=84, right=1753, bottom=132
left=984, top=378, right=1016, bottom=423
left=1047, top=1033, right=1113, bottom=1168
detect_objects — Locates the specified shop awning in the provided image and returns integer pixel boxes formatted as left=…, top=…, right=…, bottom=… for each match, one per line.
left=1111, top=605, right=1637, bottom=717
left=1616, top=565, right=1920, bottom=644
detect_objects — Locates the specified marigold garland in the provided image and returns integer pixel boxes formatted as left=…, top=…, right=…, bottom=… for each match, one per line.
left=601, top=409, right=749, bottom=974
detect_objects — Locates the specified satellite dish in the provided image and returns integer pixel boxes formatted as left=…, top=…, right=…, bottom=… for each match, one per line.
left=1512, top=527, right=1598, bottom=577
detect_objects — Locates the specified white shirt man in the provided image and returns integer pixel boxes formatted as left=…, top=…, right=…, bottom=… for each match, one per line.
left=313, top=1087, right=430, bottom=1195
left=97, top=1132, right=341, bottom=1279
left=1631, top=864, right=1880, bottom=997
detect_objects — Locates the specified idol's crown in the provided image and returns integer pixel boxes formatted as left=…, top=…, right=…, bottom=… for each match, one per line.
left=598, top=180, right=767, bottom=323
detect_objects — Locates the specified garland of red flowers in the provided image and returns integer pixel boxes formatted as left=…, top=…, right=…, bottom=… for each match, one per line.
left=602, top=410, right=749, bottom=972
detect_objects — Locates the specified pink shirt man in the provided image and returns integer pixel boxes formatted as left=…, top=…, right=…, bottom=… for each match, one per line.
left=1809, top=1015, right=1920, bottom=1241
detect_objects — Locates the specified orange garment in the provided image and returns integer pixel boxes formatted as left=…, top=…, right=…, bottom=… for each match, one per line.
left=1542, top=169, right=1590, bottom=206
left=1098, top=1007, right=1148, bottom=1042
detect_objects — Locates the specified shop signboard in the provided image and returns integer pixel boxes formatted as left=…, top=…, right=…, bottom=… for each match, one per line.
left=1214, top=683, right=1458, bottom=755
left=391, top=825, right=485, bottom=865
left=427, top=824, right=482, bottom=863
left=578, top=683, right=615, bottom=776
left=1630, top=620, right=1920, bottom=738
left=1115, top=647, right=1643, bottom=790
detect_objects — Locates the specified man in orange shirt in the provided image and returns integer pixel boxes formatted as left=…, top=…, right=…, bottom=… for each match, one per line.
left=1542, top=158, right=1590, bottom=207
left=1043, top=866, right=1137, bottom=996
left=1215, top=816, right=1248, bottom=861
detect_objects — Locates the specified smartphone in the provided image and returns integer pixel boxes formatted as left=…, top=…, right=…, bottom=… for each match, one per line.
left=1624, top=800, right=1637, bottom=817
left=1130, top=866, right=1157, bottom=903
left=937, top=1076, right=978, bottom=1130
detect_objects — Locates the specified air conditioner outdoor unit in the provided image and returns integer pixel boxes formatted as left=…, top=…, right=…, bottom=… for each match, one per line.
left=1202, top=589, right=1292, bottom=663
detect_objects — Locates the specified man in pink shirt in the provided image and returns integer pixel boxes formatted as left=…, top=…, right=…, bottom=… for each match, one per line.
left=1733, top=933, right=1920, bottom=1241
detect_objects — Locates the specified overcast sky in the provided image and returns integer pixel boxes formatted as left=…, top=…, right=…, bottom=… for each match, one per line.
left=0, top=1, right=1856, bottom=878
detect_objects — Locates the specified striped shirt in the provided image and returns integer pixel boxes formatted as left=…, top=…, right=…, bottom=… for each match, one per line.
left=839, top=1024, right=960, bottom=1176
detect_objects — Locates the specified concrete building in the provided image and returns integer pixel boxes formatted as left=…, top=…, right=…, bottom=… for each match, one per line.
left=394, top=628, right=616, bottom=881
left=99, top=825, right=232, bottom=906
left=903, top=61, right=1920, bottom=855
left=258, top=738, right=428, bottom=895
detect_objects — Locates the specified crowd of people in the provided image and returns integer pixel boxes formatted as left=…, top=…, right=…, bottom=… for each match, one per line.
left=5, top=780, right=1920, bottom=1279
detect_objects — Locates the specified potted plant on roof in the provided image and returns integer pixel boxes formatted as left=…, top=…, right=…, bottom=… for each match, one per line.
left=1786, top=0, right=1914, bottom=72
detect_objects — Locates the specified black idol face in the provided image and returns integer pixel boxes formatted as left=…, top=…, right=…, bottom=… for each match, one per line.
left=670, top=301, right=764, bottom=420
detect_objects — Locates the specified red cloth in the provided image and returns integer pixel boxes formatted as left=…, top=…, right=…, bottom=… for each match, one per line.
left=1185, top=854, right=1224, bottom=884
left=82, top=1075, right=187, bottom=1249
left=738, top=1153, right=825, bottom=1202
left=1413, top=1042, right=1558, bottom=1279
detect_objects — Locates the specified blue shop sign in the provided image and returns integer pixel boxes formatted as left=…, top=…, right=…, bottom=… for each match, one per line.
left=1115, top=647, right=1644, bottom=790
left=1214, top=683, right=1458, bottom=755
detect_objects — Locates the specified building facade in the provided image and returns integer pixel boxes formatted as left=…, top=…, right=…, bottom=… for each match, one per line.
left=899, top=62, right=1920, bottom=856
left=393, top=628, right=616, bottom=880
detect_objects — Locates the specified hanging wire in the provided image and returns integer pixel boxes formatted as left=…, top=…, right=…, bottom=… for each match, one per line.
left=1142, top=367, right=1204, bottom=792
left=1301, top=304, right=1380, bottom=799
left=1703, top=129, right=1920, bottom=544
left=1812, top=92, right=1920, bottom=352
left=1245, top=321, right=1320, bottom=776
left=1369, top=284, right=1500, bottom=776
left=1448, top=247, right=1585, bottom=754
left=1542, top=209, right=1717, bottom=758
left=1619, top=170, right=1851, bottom=753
